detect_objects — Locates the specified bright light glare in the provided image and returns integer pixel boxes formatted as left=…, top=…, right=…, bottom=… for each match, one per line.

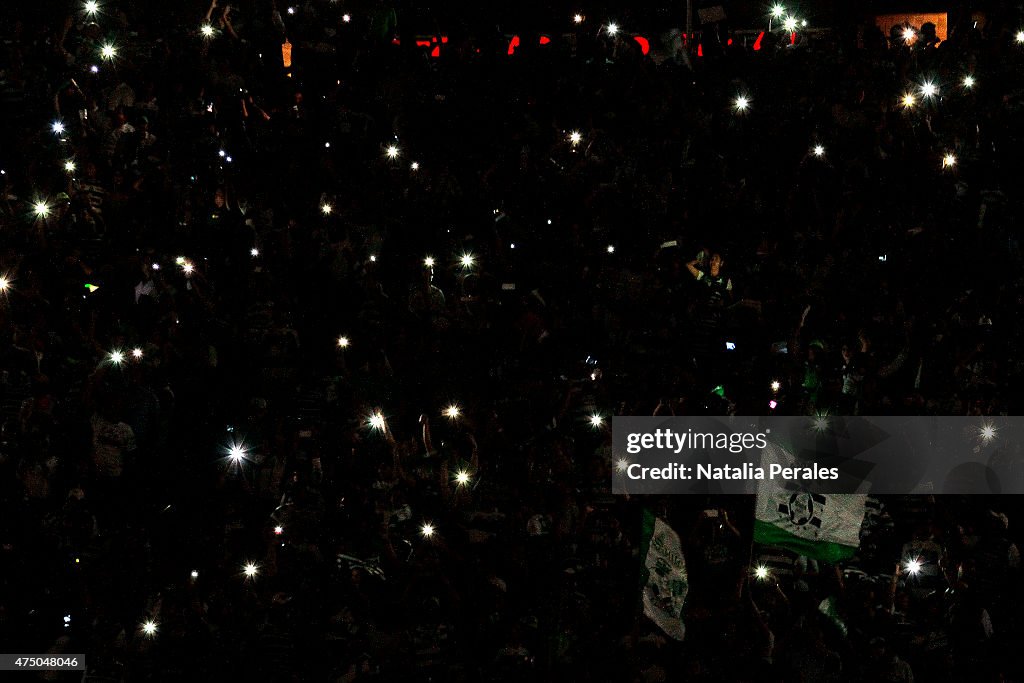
left=460, top=253, right=475, bottom=268
left=190, top=570, right=199, bottom=579
left=100, top=44, right=117, bottom=60
left=569, top=130, right=582, bottom=145
left=942, top=153, right=957, bottom=168
left=250, top=247, right=259, bottom=257
left=734, top=95, right=750, bottom=112
left=420, top=523, right=435, bottom=538
left=274, top=525, right=284, bottom=535
left=228, top=444, right=246, bottom=461
left=963, top=75, right=975, bottom=89
left=201, top=24, right=215, bottom=37
left=243, top=562, right=259, bottom=578
left=606, top=245, right=615, bottom=254
left=33, top=202, right=51, bottom=217
left=574, top=14, right=584, bottom=24
left=424, top=256, right=435, bottom=267
left=131, top=347, right=143, bottom=359
left=84, top=1, right=99, bottom=14
left=368, top=412, right=386, bottom=431
left=182, top=261, right=195, bottom=275
left=141, top=620, right=158, bottom=637
left=901, top=92, right=917, bottom=108
left=755, top=565, right=770, bottom=580
left=607, top=23, right=619, bottom=36
left=109, top=350, right=125, bottom=365
left=444, top=404, right=461, bottom=419
left=385, top=145, right=399, bottom=159
left=979, top=423, right=997, bottom=442
left=455, top=470, right=471, bottom=486
left=903, top=26, right=915, bottom=43
left=1016, top=31, right=1024, bottom=44
left=770, top=4, right=784, bottom=19
left=64, top=160, right=76, bottom=172
left=410, top=161, right=419, bottom=170
left=342, top=14, right=351, bottom=23
left=337, top=336, right=350, bottom=348
left=589, top=414, right=604, bottom=428
left=783, top=16, right=798, bottom=32
left=812, top=145, right=825, bottom=157
left=52, top=121, right=65, bottom=134
left=920, top=82, right=938, bottom=98
left=771, top=380, right=781, bottom=392
left=904, top=558, right=922, bottom=575
left=0, top=276, right=9, bottom=292
left=615, top=458, right=629, bottom=472
left=321, top=203, right=332, bottom=214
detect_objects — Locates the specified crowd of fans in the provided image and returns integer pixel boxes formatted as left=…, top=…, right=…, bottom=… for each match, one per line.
left=2, top=1, right=1024, bottom=680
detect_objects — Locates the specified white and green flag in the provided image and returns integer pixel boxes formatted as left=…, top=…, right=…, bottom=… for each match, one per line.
left=754, top=444, right=867, bottom=563
left=640, top=510, right=688, bottom=640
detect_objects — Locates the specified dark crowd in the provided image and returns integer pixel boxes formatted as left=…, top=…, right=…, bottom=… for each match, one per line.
left=2, top=0, right=1024, bottom=680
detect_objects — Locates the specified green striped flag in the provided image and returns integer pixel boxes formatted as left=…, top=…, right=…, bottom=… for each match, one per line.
left=754, top=444, right=866, bottom=563
left=640, top=510, right=688, bottom=640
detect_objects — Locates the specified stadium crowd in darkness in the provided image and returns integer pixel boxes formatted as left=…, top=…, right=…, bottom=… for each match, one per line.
left=1, top=1, right=1023, bottom=680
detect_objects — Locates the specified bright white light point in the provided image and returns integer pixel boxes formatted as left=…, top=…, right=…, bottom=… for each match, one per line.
left=218, top=150, right=226, bottom=157
left=920, top=82, right=937, bottom=98
left=64, top=160, right=76, bottom=172
left=228, top=444, right=246, bottom=461
left=942, top=153, right=957, bottom=168
left=52, top=121, right=65, bottom=134
left=175, top=256, right=186, bottom=265
left=444, top=404, right=460, bottom=419
left=607, top=23, right=618, bottom=35
left=569, top=131, right=582, bottom=145
left=424, top=256, right=435, bottom=267
left=755, top=565, right=770, bottom=580
left=151, top=263, right=160, bottom=270
left=801, top=20, right=807, bottom=27
left=979, top=423, right=997, bottom=442
left=590, top=414, right=604, bottom=428
left=615, top=459, right=629, bottom=472
left=243, top=562, right=259, bottom=578
left=324, top=142, right=330, bottom=148
left=321, top=203, right=332, bottom=215
left=905, top=558, right=922, bottom=574
left=901, top=92, right=916, bottom=108
left=455, top=470, right=470, bottom=486
left=411, top=161, right=419, bottom=170
left=574, top=14, right=583, bottom=24
left=368, top=412, right=386, bottom=431
left=274, top=525, right=284, bottom=535
left=342, top=14, right=351, bottom=22
left=607, top=245, right=615, bottom=253
left=771, top=380, right=781, bottom=392
left=190, top=570, right=199, bottom=579
left=0, top=277, right=9, bottom=292
left=783, top=17, right=797, bottom=32
left=84, top=1, right=99, bottom=13
left=813, top=145, right=825, bottom=157
left=100, top=44, right=116, bottom=60
left=141, top=620, right=158, bottom=636
left=337, top=336, right=349, bottom=348
left=287, top=6, right=295, bottom=14
left=510, top=243, right=515, bottom=249
left=770, top=5, right=784, bottom=18
left=734, top=95, right=750, bottom=112
left=109, top=350, right=125, bottom=365
left=33, top=202, right=50, bottom=217
left=813, top=416, right=829, bottom=432
left=132, top=348, right=143, bottom=359
left=225, top=156, right=232, bottom=163
left=201, top=24, right=214, bottom=37
left=90, top=65, right=99, bottom=73
left=250, top=247, right=259, bottom=257
left=420, top=523, right=435, bottom=538
left=1016, top=31, right=1024, bottom=44
left=903, top=27, right=915, bottom=43
left=385, top=145, right=399, bottom=159
left=182, top=262, right=195, bottom=275
left=460, top=253, right=474, bottom=268
left=963, top=75, right=975, bottom=88
left=369, top=255, right=377, bottom=262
